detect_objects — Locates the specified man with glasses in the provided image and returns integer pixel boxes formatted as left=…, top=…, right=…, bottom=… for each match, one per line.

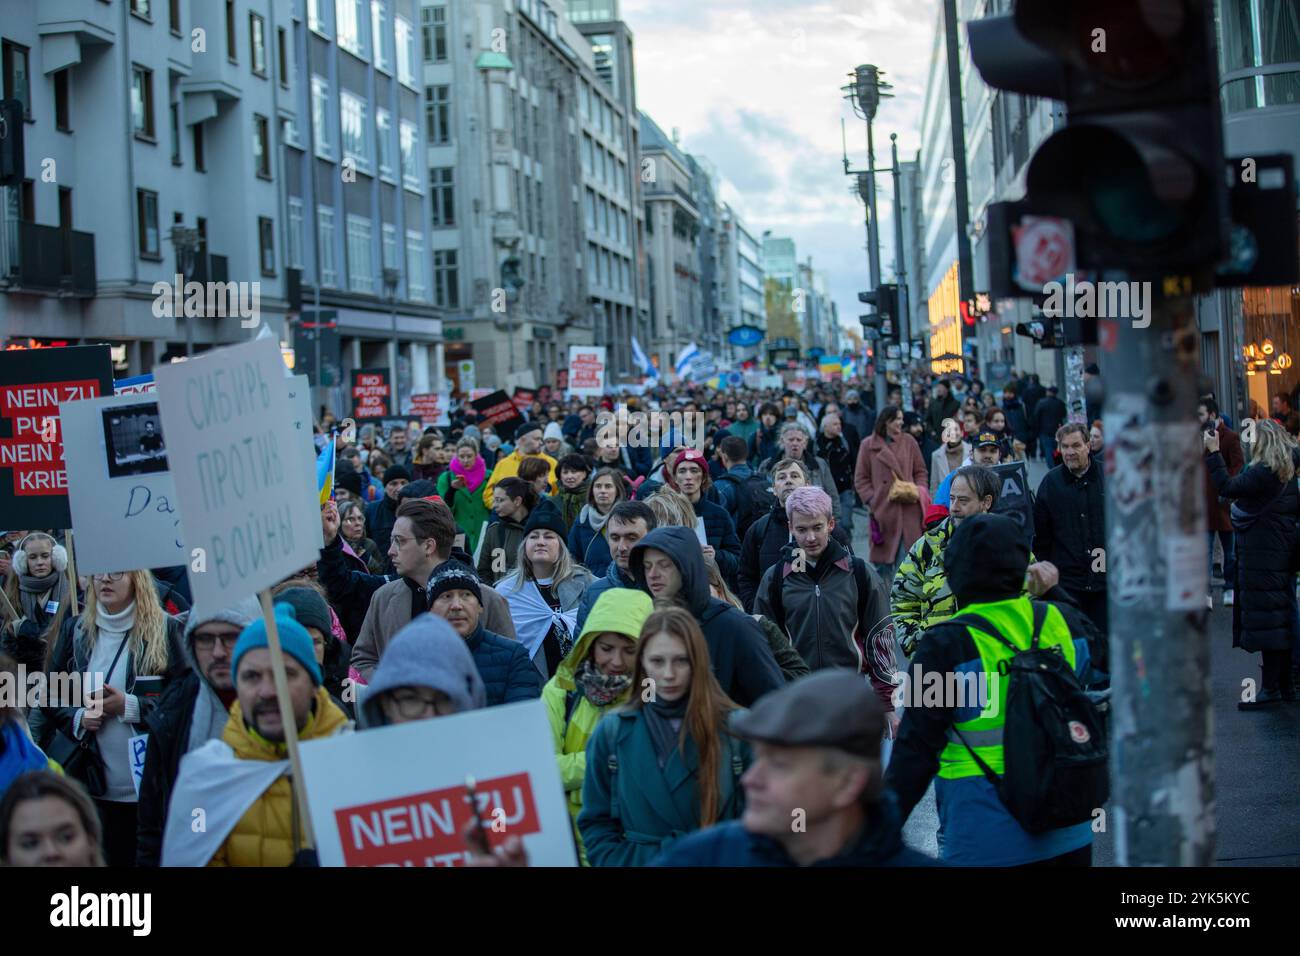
left=135, top=596, right=261, bottom=866
left=359, top=613, right=488, bottom=727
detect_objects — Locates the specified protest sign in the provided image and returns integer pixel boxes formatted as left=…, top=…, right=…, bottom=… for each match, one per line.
left=409, top=392, right=451, bottom=426
left=511, top=388, right=536, bottom=413
left=990, top=460, right=1035, bottom=547
left=568, top=346, right=607, bottom=398
left=0, top=345, right=114, bottom=529
left=114, top=373, right=156, bottom=395
left=351, top=368, right=392, bottom=422
left=153, top=337, right=323, bottom=616
left=59, top=392, right=186, bottom=574
left=469, top=389, right=525, bottom=442
left=299, top=699, right=577, bottom=867
left=287, top=375, right=325, bottom=551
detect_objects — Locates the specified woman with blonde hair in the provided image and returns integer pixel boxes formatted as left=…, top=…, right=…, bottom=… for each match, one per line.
left=579, top=606, right=750, bottom=866
left=1206, top=417, right=1299, bottom=708
left=644, top=486, right=697, bottom=530
left=45, top=568, right=185, bottom=866
left=1, top=532, right=73, bottom=671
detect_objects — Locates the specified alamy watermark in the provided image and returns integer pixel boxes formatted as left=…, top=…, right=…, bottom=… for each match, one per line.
left=1041, top=273, right=1151, bottom=329
left=0, top=665, right=106, bottom=715
left=891, top=663, right=1000, bottom=716
left=151, top=273, right=261, bottom=328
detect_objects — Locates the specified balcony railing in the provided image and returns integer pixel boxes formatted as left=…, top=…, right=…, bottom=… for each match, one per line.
left=0, top=220, right=96, bottom=297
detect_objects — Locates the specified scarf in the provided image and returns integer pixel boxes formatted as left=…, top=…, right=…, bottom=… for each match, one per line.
left=449, top=454, right=487, bottom=492
left=18, top=571, right=66, bottom=621
left=574, top=658, right=632, bottom=708
left=643, top=695, right=690, bottom=769
left=581, top=503, right=612, bottom=534
left=96, top=600, right=136, bottom=638
left=503, top=577, right=578, bottom=661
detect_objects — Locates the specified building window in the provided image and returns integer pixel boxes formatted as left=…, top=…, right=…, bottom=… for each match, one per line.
left=282, top=116, right=302, bottom=148
left=308, top=0, right=329, bottom=36
left=170, top=0, right=181, bottom=35
left=425, top=84, right=450, bottom=144
left=131, top=65, right=155, bottom=139
left=376, top=109, right=394, bottom=180
left=336, top=0, right=367, bottom=60
left=346, top=214, right=374, bottom=293
left=253, top=113, right=271, bottom=178
left=250, top=13, right=267, bottom=76
left=372, top=0, right=390, bottom=73
left=421, top=6, right=447, bottom=63
left=395, top=16, right=415, bottom=87
left=2, top=42, right=30, bottom=120
left=137, top=189, right=160, bottom=257
left=405, top=230, right=426, bottom=300
left=225, top=1, right=238, bottom=63
left=258, top=217, right=276, bottom=275
left=193, top=122, right=206, bottom=171
left=277, top=27, right=289, bottom=87
left=433, top=249, right=458, bottom=308
left=399, top=120, right=420, bottom=191
left=430, top=167, right=455, bottom=227
left=311, top=75, right=333, bottom=158
left=381, top=222, right=397, bottom=270
left=130, top=0, right=151, bottom=20
left=340, top=91, right=372, bottom=174
left=317, top=206, right=337, bottom=287
left=170, top=102, right=181, bottom=163
left=287, top=197, right=304, bottom=269
left=54, top=69, right=71, bottom=131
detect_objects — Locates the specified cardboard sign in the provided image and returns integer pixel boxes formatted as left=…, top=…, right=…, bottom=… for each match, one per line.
left=990, top=461, right=1035, bottom=547
left=59, top=393, right=186, bottom=574
left=469, top=390, right=525, bottom=443
left=299, top=700, right=577, bottom=867
left=409, top=393, right=451, bottom=426
left=568, top=346, right=606, bottom=398
left=0, top=345, right=114, bottom=528
left=351, top=368, right=392, bottom=422
left=153, top=338, right=323, bottom=617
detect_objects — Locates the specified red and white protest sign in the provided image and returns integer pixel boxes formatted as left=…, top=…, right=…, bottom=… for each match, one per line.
left=408, top=392, right=450, bottom=427
left=567, top=346, right=606, bottom=398
left=299, top=700, right=577, bottom=867
left=351, top=368, right=392, bottom=421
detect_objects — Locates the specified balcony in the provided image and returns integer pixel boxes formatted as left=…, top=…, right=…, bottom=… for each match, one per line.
left=0, top=221, right=96, bottom=297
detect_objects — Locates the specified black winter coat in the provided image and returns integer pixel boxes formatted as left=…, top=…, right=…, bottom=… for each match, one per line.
left=1208, top=453, right=1299, bottom=653
left=316, top=534, right=394, bottom=642
left=1032, top=395, right=1068, bottom=441
left=136, top=671, right=207, bottom=866
left=465, top=622, right=543, bottom=705
left=365, top=494, right=401, bottom=566
left=738, top=503, right=854, bottom=612
left=816, top=432, right=857, bottom=493
left=1033, top=461, right=1106, bottom=595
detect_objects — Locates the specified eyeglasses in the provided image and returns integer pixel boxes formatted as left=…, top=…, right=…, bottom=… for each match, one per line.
left=93, top=572, right=126, bottom=582
left=384, top=690, right=450, bottom=719
left=193, top=632, right=240, bottom=651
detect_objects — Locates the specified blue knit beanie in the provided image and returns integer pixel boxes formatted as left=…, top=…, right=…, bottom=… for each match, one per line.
left=231, top=602, right=323, bottom=687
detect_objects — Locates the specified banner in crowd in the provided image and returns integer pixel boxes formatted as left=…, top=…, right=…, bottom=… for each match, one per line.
left=568, top=346, right=607, bottom=398
left=154, top=338, right=324, bottom=616
left=299, top=700, right=577, bottom=867
left=0, top=345, right=114, bottom=529
left=469, top=390, right=525, bottom=442
left=59, top=392, right=186, bottom=574
left=511, top=388, right=536, bottom=414
left=990, top=460, right=1035, bottom=547
left=408, top=392, right=451, bottom=427
left=351, top=369, right=392, bottom=422
left=113, top=373, right=157, bottom=395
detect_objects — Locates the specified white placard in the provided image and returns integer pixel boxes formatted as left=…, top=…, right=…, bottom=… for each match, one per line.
left=153, top=338, right=323, bottom=617
left=568, top=346, right=607, bottom=398
left=1165, top=533, right=1207, bottom=612
left=59, top=392, right=186, bottom=574
left=299, top=699, right=577, bottom=868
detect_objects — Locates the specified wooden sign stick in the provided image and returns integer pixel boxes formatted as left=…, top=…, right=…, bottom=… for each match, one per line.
left=65, top=530, right=79, bottom=617
left=258, top=589, right=317, bottom=849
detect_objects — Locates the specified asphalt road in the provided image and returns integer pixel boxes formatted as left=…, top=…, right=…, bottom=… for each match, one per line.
left=854, top=456, right=1300, bottom=866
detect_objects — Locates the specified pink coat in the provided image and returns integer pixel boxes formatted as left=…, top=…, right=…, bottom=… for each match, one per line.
left=854, top=433, right=930, bottom=564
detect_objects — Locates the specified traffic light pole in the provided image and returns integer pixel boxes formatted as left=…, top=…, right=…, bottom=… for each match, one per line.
left=864, top=128, right=888, bottom=412
left=1104, top=289, right=1214, bottom=865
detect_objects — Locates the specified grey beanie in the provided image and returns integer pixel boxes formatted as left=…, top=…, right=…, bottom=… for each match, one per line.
left=182, top=595, right=262, bottom=671
left=361, top=613, right=486, bottom=727
left=271, top=587, right=333, bottom=637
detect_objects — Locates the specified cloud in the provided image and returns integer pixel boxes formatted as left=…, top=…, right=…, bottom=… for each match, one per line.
left=620, top=0, right=940, bottom=345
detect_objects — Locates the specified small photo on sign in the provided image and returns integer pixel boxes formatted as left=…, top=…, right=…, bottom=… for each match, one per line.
left=102, top=403, right=168, bottom=478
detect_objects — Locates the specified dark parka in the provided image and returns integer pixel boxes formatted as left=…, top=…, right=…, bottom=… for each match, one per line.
left=693, top=495, right=743, bottom=585
left=364, top=493, right=401, bottom=565
left=1032, top=460, right=1106, bottom=597
left=1207, top=452, right=1300, bottom=652
left=135, top=670, right=205, bottom=866
left=316, top=533, right=394, bottom=642
left=629, top=526, right=784, bottom=707
left=737, top=502, right=853, bottom=612
left=463, top=619, right=543, bottom=705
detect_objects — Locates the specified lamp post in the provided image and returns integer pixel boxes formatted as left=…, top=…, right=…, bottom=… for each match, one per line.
left=382, top=266, right=401, bottom=411
left=168, top=225, right=200, bottom=358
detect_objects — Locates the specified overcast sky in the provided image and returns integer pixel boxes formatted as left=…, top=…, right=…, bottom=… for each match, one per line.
left=620, top=0, right=941, bottom=348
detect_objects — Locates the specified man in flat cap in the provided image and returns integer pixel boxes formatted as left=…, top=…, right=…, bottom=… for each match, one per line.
left=650, top=669, right=935, bottom=866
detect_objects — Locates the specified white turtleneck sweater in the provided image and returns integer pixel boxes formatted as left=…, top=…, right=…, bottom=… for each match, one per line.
left=75, top=601, right=143, bottom=802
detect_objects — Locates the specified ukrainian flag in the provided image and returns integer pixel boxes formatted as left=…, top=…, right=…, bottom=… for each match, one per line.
left=316, top=439, right=335, bottom=505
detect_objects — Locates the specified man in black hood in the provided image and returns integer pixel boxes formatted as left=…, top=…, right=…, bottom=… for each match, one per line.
left=629, top=526, right=784, bottom=706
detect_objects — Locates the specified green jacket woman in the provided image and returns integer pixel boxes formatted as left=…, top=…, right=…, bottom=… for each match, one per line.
left=436, top=440, right=493, bottom=554
left=542, top=587, right=654, bottom=864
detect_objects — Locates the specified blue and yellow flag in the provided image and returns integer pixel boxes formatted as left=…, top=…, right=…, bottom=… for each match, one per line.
left=316, top=438, right=336, bottom=505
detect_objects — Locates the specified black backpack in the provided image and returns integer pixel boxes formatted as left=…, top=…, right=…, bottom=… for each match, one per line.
left=717, top=472, right=778, bottom=540
left=949, top=603, right=1109, bottom=834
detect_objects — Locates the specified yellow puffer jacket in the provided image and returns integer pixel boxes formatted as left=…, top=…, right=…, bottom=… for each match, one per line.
left=208, top=688, right=350, bottom=868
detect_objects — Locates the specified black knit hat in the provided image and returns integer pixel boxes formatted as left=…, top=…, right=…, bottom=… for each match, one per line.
left=426, top=561, right=482, bottom=608
left=522, top=497, right=568, bottom=541
left=335, top=467, right=363, bottom=497
left=383, top=464, right=412, bottom=484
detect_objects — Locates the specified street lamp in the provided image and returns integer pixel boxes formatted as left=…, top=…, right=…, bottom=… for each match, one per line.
left=382, top=266, right=401, bottom=402
left=168, top=225, right=200, bottom=357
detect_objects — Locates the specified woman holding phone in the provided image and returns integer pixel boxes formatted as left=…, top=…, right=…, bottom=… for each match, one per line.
left=46, top=569, right=186, bottom=867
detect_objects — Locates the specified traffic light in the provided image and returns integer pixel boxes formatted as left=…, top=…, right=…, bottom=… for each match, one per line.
left=858, top=283, right=899, bottom=341
left=0, top=99, right=23, bottom=187
left=969, top=1, right=1230, bottom=285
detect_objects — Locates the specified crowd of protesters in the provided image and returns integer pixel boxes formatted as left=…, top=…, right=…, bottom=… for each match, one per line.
left=1, top=362, right=1297, bottom=870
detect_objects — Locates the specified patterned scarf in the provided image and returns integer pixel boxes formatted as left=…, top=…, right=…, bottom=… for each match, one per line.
left=574, top=658, right=632, bottom=708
